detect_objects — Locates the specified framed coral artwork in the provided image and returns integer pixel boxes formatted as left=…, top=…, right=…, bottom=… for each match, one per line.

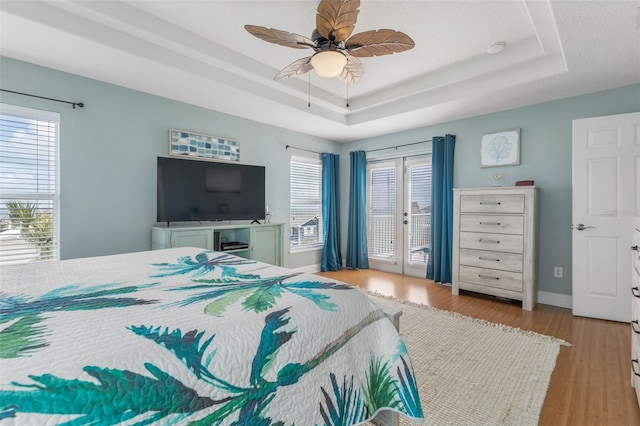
left=480, top=129, right=520, bottom=167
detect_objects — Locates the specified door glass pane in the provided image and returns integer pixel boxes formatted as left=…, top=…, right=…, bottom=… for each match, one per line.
left=408, top=162, right=431, bottom=265
left=368, top=166, right=396, bottom=260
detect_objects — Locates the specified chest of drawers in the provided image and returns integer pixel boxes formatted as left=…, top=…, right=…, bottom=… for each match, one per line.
left=452, top=187, right=540, bottom=310
left=631, top=217, right=640, bottom=407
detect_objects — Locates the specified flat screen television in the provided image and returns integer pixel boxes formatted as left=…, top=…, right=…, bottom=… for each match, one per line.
left=157, top=156, right=265, bottom=223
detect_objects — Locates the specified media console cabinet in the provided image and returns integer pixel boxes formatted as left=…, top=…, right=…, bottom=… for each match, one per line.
left=151, top=223, right=283, bottom=266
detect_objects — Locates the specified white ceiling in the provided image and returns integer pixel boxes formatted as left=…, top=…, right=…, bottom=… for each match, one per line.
left=1, top=0, right=639, bottom=142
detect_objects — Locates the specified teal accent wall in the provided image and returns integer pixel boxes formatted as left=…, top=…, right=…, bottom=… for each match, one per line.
left=0, top=56, right=339, bottom=269
left=340, top=84, right=640, bottom=296
left=2, top=56, right=638, bottom=296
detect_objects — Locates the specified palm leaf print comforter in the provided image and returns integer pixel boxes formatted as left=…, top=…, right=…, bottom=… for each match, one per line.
left=0, top=247, right=423, bottom=425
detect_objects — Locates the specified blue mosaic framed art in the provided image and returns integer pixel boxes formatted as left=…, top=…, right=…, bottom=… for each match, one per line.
left=169, top=129, right=240, bottom=162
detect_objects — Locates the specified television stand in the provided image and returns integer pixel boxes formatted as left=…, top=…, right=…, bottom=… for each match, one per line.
left=151, top=222, right=283, bottom=266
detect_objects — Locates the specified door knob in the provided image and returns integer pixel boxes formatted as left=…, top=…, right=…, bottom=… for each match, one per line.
left=403, top=220, right=408, bottom=225
left=632, top=245, right=639, bottom=251
left=574, top=223, right=595, bottom=231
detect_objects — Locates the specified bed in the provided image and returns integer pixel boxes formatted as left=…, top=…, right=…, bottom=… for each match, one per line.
left=0, top=247, right=423, bottom=425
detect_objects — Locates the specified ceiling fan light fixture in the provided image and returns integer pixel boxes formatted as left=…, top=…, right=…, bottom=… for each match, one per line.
left=311, top=51, right=347, bottom=77
left=245, top=0, right=415, bottom=83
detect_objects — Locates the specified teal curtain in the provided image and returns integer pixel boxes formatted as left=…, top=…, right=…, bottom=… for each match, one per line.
left=321, top=153, right=342, bottom=271
left=427, top=134, right=455, bottom=284
left=346, top=151, right=369, bottom=269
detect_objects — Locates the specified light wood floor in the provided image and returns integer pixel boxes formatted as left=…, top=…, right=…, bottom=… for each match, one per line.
left=316, top=268, right=640, bottom=426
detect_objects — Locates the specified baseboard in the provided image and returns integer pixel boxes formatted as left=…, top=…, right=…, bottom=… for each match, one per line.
left=538, top=291, right=572, bottom=309
left=292, top=263, right=321, bottom=274
left=291, top=266, right=574, bottom=309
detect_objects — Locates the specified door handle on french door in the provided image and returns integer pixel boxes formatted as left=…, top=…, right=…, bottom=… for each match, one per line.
left=632, top=245, right=639, bottom=251
left=574, top=223, right=595, bottom=231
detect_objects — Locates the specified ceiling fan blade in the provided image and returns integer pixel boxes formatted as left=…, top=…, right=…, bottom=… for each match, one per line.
left=245, top=25, right=314, bottom=49
left=339, top=55, right=363, bottom=84
left=345, top=29, right=415, bottom=57
left=316, top=0, right=360, bottom=42
left=274, top=57, right=313, bottom=80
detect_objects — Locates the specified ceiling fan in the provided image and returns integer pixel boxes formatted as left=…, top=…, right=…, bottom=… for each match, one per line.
left=245, top=0, right=415, bottom=84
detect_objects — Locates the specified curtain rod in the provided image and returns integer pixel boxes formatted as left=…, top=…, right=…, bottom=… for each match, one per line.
left=366, top=139, right=432, bottom=153
left=286, top=139, right=431, bottom=155
left=0, top=89, right=85, bottom=109
left=285, top=145, right=322, bottom=155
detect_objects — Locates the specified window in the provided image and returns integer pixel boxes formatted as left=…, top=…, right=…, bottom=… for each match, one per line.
left=0, top=104, right=60, bottom=265
left=289, top=155, right=323, bottom=251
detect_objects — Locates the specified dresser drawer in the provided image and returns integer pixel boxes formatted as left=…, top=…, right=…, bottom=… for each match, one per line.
left=634, top=225, right=640, bottom=275
left=460, top=194, right=525, bottom=214
left=633, top=331, right=640, bottom=408
left=633, top=306, right=640, bottom=348
left=633, top=288, right=640, bottom=324
left=459, top=265, right=523, bottom=292
left=633, top=362, right=640, bottom=409
left=634, top=267, right=640, bottom=329
left=459, top=232, right=524, bottom=253
left=459, top=248, right=523, bottom=272
left=459, top=215, right=524, bottom=235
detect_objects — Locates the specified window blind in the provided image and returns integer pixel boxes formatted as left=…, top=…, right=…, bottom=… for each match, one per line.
left=289, top=155, right=323, bottom=250
left=408, top=163, right=432, bottom=264
left=367, top=166, right=396, bottom=260
left=0, top=104, right=59, bottom=265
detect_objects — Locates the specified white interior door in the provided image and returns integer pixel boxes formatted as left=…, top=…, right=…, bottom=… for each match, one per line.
left=572, top=112, right=639, bottom=322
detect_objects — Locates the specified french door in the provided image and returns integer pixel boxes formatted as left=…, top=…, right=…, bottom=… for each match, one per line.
left=366, top=155, right=431, bottom=277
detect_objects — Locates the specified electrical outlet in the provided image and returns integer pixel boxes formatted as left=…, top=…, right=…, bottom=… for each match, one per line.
left=553, top=266, right=563, bottom=278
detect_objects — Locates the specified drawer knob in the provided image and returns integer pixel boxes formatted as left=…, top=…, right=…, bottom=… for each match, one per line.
left=478, top=274, right=499, bottom=280
left=478, top=257, right=500, bottom=262
left=479, top=238, right=500, bottom=244
left=634, top=287, right=640, bottom=298
left=632, top=320, right=640, bottom=334
left=633, top=359, right=640, bottom=377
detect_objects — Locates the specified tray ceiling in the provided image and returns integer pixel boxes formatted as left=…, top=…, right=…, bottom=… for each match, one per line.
left=1, top=0, right=638, bottom=141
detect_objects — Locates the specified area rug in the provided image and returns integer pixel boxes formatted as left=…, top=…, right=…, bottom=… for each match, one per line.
left=368, top=294, right=570, bottom=426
